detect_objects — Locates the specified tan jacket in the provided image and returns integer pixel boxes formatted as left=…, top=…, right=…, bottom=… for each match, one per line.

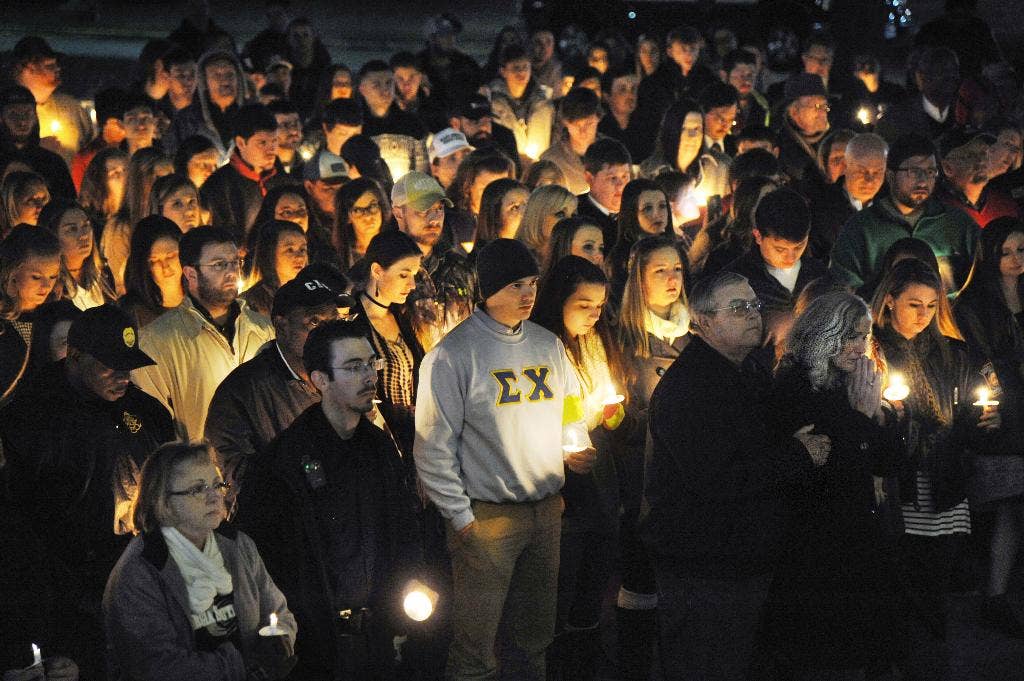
left=132, top=297, right=274, bottom=440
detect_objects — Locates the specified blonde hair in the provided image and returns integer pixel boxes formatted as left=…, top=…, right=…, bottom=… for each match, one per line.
left=619, top=236, right=687, bottom=358
left=516, top=185, right=578, bottom=262
left=131, top=441, right=221, bottom=535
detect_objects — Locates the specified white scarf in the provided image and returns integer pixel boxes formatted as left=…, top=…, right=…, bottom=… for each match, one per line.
left=161, top=527, right=233, bottom=615
left=645, top=302, right=690, bottom=345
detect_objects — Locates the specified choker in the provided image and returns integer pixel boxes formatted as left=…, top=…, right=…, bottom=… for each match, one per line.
left=363, top=292, right=390, bottom=310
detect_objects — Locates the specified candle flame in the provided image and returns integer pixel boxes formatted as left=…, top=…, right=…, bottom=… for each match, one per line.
left=857, top=107, right=872, bottom=126
left=566, top=429, right=578, bottom=449
left=269, top=612, right=278, bottom=629
left=882, top=372, right=909, bottom=401
left=50, top=120, right=61, bottom=134
left=403, top=579, right=438, bottom=621
left=524, top=143, right=540, bottom=161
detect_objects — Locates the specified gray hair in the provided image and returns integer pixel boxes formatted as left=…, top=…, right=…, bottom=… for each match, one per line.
left=783, top=291, right=871, bottom=390
left=688, top=271, right=748, bottom=336
left=845, top=133, right=888, bottom=162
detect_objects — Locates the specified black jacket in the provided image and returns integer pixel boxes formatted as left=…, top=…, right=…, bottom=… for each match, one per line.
left=0, top=360, right=174, bottom=597
left=576, top=193, right=618, bottom=251
left=235, top=408, right=421, bottom=680
left=0, top=124, right=75, bottom=200
left=808, top=180, right=860, bottom=262
left=642, top=336, right=814, bottom=578
left=204, top=340, right=321, bottom=494
left=362, top=102, right=428, bottom=140
left=765, top=364, right=901, bottom=667
left=200, top=157, right=285, bottom=243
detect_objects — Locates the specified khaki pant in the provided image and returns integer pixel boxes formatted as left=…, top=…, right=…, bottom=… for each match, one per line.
left=446, top=494, right=563, bottom=681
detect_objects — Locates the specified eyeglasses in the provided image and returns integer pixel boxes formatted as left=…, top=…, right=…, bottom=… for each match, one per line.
left=802, top=102, right=831, bottom=113
left=351, top=201, right=381, bottom=217
left=896, top=166, right=939, bottom=181
left=329, top=358, right=386, bottom=375
left=706, top=299, right=762, bottom=316
left=199, top=258, right=244, bottom=273
left=167, top=481, right=231, bottom=498
left=277, top=119, right=302, bottom=131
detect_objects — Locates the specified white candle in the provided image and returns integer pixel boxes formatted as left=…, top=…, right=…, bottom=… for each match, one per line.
left=973, top=387, right=999, bottom=407
left=882, top=373, right=909, bottom=402
left=856, top=107, right=872, bottom=126
left=258, top=612, right=285, bottom=637
left=32, top=643, right=41, bottom=666
left=601, top=383, right=624, bottom=406
left=402, top=579, right=439, bottom=622
left=562, top=428, right=585, bottom=454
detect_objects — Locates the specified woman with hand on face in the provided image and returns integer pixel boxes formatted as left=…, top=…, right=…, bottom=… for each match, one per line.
left=0, top=226, right=62, bottom=406
left=120, top=216, right=184, bottom=328
left=240, top=220, right=309, bottom=318
left=953, top=217, right=1024, bottom=636
left=531, top=255, right=629, bottom=681
left=348, top=230, right=425, bottom=470
left=872, top=258, right=999, bottom=670
left=104, top=441, right=297, bottom=681
left=767, top=291, right=902, bottom=679
left=39, top=199, right=115, bottom=311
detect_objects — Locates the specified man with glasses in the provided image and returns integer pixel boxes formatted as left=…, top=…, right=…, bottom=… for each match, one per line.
left=207, top=268, right=354, bottom=502
left=642, top=270, right=830, bottom=681
left=267, top=99, right=304, bottom=175
left=1, top=304, right=174, bottom=679
left=935, top=129, right=1020, bottom=228
left=200, top=103, right=283, bottom=242
left=809, top=133, right=889, bottom=261
left=777, top=73, right=832, bottom=185
left=133, top=226, right=274, bottom=440
left=700, top=81, right=739, bottom=159
left=830, top=133, right=980, bottom=294
left=237, top=318, right=422, bottom=680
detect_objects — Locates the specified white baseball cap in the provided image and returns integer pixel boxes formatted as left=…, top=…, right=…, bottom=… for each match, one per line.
left=428, top=128, right=473, bottom=164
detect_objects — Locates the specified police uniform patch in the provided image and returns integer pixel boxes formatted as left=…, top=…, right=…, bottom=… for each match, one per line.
left=123, top=327, right=136, bottom=348
left=122, top=411, right=142, bottom=434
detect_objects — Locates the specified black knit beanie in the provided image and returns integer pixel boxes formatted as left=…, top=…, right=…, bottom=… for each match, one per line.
left=476, top=238, right=540, bottom=300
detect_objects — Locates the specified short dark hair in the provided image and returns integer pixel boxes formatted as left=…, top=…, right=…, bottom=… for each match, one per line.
left=887, top=133, right=937, bottom=171
left=356, top=59, right=392, bottom=85
left=499, top=44, right=529, bottom=67
left=666, top=26, right=703, bottom=47
left=233, top=103, right=278, bottom=141
left=179, top=225, right=237, bottom=269
left=736, top=124, right=779, bottom=149
left=303, top=319, right=370, bottom=378
left=323, top=98, right=363, bottom=128
left=699, top=81, right=739, bottom=112
left=722, top=48, right=757, bottom=74
left=559, top=87, right=602, bottom=122
left=583, top=137, right=632, bottom=175
left=266, top=99, right=300, bottom=117
left=570, top=66, right=602, bottom=85
left=729, top=148, right=780, bottom=185
left=173, top=135, right=217, bottom=177
left=754, top=187, right=810, bottom=241
left=803, top=32, right=835, bottom=55
left=388, top=51, right=421, bottom=71
left=599, top=66, right=635, bottom=95
left=163, top=45, right=195, bottom=70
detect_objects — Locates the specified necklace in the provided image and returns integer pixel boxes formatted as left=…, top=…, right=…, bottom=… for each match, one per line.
left=363, top=292, right=390, bottom=310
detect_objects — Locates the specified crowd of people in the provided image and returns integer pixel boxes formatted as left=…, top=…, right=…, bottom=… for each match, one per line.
left=2, top=0, right=1024, bottom=679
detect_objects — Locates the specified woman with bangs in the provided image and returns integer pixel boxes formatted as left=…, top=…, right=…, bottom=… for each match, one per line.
left=515, top=184, right=578, bottom=265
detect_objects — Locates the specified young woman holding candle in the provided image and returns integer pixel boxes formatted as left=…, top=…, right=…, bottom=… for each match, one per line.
left=953, top=216, right=1024, bottom=636
left=531, top=255, right=628, bottom=681
left=613, top=235, right=689, bottom=680
left=871, top=258, right=999, bottom=672
left=104, top=441, right=297, bottom=681
left=766, top=291, right=903, bottom=678
left=39, top=199, right=115, bottom=311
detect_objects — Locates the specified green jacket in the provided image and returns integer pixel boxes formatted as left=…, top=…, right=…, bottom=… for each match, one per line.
left=828, top=197, right=979, bottom=295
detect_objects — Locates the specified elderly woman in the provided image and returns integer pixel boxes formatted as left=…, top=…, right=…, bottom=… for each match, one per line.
left=766, top=291, right=902, bottom=678
left=103, top=441, right=296, bottom=681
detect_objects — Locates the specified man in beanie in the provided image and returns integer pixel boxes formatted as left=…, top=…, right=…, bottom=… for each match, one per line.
left=1, top=304, right=174, bottom=679
left=415, top=238, right=595, bottom=680
left=775, top=72, right=832, bottom=185
left=725, top=187, right=826, bottom=347
left=830, top=133, right=978, bottom=295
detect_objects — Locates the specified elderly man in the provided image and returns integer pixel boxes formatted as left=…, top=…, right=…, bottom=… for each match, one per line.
left=808, top=133, right=889, bottom=261
left=776, top=73, right=832, bottom=184
left=643, top=271, right=830, bottom=680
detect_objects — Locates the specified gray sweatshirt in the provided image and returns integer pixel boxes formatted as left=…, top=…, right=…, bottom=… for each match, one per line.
left=414, top=308, right=589, bottom=530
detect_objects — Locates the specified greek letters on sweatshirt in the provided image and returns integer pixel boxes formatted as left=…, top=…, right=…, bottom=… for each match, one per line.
left=414, top=308, right=589, bottom=531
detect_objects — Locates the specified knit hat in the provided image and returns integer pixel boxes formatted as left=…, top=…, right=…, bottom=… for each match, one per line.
left=476, top=238, right=539, bottom=300
left=783, top=73, right=827, bottom=105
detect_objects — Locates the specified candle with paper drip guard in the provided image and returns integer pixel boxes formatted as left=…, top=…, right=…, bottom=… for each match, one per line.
left=882, top=372, right=909, bottom=402
left=31, top=643, right=42, bottom=667
left=562, top=428, right=586, bottom=454
left=973, top=387, right=999, bottom=407
left=601, top=382, right=624, bottom=406
left=259, top=612, right=286, bottom=637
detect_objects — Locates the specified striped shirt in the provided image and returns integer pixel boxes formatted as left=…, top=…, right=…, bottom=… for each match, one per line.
left=901, top=472, right=971, bottom=537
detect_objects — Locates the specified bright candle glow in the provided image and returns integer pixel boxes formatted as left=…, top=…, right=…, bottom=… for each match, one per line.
left=49, top=120, right=61, bottom=134
left=269, top=613, right=278, bottom=629
left=974, top=387, right=999, bottom=407
left=857, top=107, right=872, bottom=126
left=602, top=383, right=624, bottom=405
left=563, top=428, right=584, bottom=454
left=403, top=580, right=438, bottom=621
left=32, top=643, right=41, bottom=666
left=882, top=373, right=909, bottom=401
left=524, top=143, right=540, bottom=160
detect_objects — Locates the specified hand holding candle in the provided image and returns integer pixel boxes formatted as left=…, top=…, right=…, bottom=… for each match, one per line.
left=258, top=612, right=285, bottom=637
left=973, top=387, right=999, bottom=407
left=562, top=427, right=596, bottom=474
left=883, top=372, right=909, bottom=402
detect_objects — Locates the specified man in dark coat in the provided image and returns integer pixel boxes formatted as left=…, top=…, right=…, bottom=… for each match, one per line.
left=875, top=47, right=960, bottom=145
left=775, top=73, right=831, bottom=186
left=576, top=138, right=632, bottom=249
left=0, top=85, right=75, bottom=199
left=636, top=26, right=717, bottom=135
left=642, top=271, right=829, bottom=680
left=236, top=319, right=422, bottom=680
left=1, top=304, right=174, bottom=679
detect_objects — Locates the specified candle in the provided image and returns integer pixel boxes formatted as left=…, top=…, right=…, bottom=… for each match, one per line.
left=459, top=241, right=475, bottom=254
left=258, top=612, right=285, bottom=637
left=882, top=372, right=909, bottom=402
left=691, top=186, right=709, bottom=207
left=49, top=120, right=61, bottom=135
left=973, top=387, right=999, bottom=407
left=524, top=143, right=540, bottom=161
left=402, top=579, right=439, bottom=622
left=31, top=643, right=41, bottom=666
left=856, top=107, right=872, bottom=126
left=601, top=383, right=624, bottom=406
left=562, top=428, right=585, bottom=454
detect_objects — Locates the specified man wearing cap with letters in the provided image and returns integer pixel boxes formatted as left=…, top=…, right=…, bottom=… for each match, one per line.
left=1, top=304, right=174, bottom=679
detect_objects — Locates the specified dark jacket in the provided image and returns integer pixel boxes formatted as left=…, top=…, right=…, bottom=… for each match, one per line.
left=103, top=526, right=296, bottom=681
left=362, top=101, right=428, bottom=140
left=0, top=122, right=75, bottom=200
left=200, top=154, right=284, bottom=243
left=235, top=408, right=421, bottom=680
left=765, top=364, right=901, bottom=667
left=204, top=340, right=321, bottom=494
left=875, top=94, right=957, bottom=145
left=873, top=325, right=985, bottom=510
left=0, top=360, right=174, bottom=599
left=0, top=317, right=31, bottom=407
left=642, top=335, right=814, bottom=578
left=808, top=179, right=860, bottom=262
left=775, top=116, right=827, bottom=186
left=576, top=193, right=618, bottom=251
left=636, top=62, right=717, bottom=133
left=725, top=246, right=828, bottom=346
